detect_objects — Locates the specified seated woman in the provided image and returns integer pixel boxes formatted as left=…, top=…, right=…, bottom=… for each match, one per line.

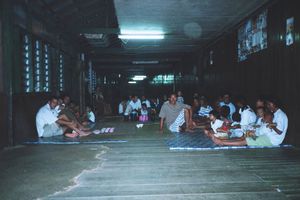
left=211, top=98, right=288, bottom=147
left=204, top=110, right=228, bottom=139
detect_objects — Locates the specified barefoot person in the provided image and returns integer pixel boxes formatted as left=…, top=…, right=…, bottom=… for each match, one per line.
left=36, top=96, right=91, bottom=138
left=159, top=93, right=195, bottom=133
left=211, top=98, right=288, bottom=147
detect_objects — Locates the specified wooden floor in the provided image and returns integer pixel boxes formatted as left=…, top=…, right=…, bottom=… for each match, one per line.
left=44, top=121, right=300, bottom=200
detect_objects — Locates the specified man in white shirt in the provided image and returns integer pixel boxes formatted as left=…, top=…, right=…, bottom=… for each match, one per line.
left=219, top=93, right=236, bottom=120
left=36, top=96, right=90, bottom=138
left=266, top=98, right=288, bottom=145
left=124, top=95, right=142, bottom=121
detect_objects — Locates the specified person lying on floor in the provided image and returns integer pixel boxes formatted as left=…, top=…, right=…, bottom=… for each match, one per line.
left=159, top=93, right=195, bottom=133
left=36, top=96, right=91, bottom=138
left=210, top=98, right=288, bottom=147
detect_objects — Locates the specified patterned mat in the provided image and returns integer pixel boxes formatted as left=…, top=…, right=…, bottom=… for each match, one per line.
left=23, top=135, right=127, bottom=145
left=166, top=131, right=293, bottom=151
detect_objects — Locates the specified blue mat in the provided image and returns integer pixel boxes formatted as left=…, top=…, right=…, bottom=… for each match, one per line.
left=166, top=132, right=293, bottom=151
left=23, top=136, right=127, bottom=145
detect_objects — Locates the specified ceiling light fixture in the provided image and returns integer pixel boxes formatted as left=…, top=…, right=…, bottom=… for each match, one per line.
left=132, top=61, right=159, bottom=64
left=128, top=81, right=137, bottom=84
left=132, top=75, right=147, bottom=81
left=118, top=34, right=164, bottom=40
left=119, top=30, right=164, bottom=40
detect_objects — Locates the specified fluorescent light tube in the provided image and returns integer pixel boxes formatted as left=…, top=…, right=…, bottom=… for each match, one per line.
left=118, top=34, right=164, bottom=40
left=128, top=81, right=137, bottom=84
left=132, top=61, right=159, bottom=64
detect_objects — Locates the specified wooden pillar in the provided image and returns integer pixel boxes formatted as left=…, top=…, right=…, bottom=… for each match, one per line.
left=1, top=0, right=15, bottom=146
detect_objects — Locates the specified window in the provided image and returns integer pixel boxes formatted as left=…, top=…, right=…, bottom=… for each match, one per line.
left=44, top=44, right=51, bottom=92
left=22, top=34, right=54, bottom=93
left=150, top=74, right=174, bottom=85
left=87, top=64, right=97, bottom=94
left=58, top=53, right=64, bottom=91
left=22, top=34, right=33, bottom=92
left=34, top=40, right=42, bottom=92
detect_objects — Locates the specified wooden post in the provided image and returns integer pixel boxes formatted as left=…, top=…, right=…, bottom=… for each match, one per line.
left=1, top=0, right=15, bottom=146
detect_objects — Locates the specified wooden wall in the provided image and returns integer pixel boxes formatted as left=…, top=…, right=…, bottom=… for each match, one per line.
left=0, top=0, right=83, bottom=148
left=199, top=0, right=300, bottom=146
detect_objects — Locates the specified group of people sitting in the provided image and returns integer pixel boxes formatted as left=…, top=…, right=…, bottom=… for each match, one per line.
left=158, top=92, right=288, bottom=147
left=118, top=95, right=161, bottom=122
left=36, top=95, right=96, bottom=138
left=36, top=91, right=288, bottom=147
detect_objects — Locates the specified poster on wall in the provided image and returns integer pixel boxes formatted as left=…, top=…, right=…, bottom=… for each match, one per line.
left=238, top=10, right=268, bottom=62
left=286, top=17, right=294, bottom=46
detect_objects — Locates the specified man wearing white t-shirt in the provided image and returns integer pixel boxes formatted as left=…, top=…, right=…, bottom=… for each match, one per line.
left=36, top=96, right=91, bottom=138
left=124, top=95, right=142, bottom=121
left=219, top=93, right=236, bottom=120
left=266, top=98, right=288, bottom=145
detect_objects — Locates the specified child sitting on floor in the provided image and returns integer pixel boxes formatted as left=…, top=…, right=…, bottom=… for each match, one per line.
left=219, top=105, right=232, bottom=132
left=204, top=110, right=227, bottom=138
left=139, top=103, right=149, bottom=122
left=82, top=105, right=96, bottom=126
left=254, top=106, right=265, bottom=128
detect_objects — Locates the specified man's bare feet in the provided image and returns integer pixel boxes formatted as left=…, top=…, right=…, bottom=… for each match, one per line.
left=211, top=136, right=223, bottom=145
left=64, top=132, right=79, bottom=138
left=186, top=128, right=195, bottom=133
left=78, top=130, right=91, bottom=137
left=188, top=121, right=196, bottom=129
left=80, top=127, right=91, bottom=131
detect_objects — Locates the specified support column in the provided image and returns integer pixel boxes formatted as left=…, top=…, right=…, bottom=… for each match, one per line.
left=1, top=0, right=15, bottom=146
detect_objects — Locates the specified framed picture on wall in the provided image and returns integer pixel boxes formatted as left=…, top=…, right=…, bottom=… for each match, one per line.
left=286, top=17, right=294, bottom=46
left=238, top=10, right=268, bottom=62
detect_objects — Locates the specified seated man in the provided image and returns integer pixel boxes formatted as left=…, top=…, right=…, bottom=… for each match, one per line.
left=36, top=96, right=91, bottom=138
left=159, top=93, right=195, bottom=133
left=211, top=98, right=288, bottom=147
left=219, top=93, right=236, bottom=120
left=59, top=95, right=89, bottom=131
left=124, top=95, right=142, bottom=121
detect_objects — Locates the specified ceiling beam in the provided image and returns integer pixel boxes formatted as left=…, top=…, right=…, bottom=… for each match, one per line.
left=74, top=27, right=120, bottom=34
